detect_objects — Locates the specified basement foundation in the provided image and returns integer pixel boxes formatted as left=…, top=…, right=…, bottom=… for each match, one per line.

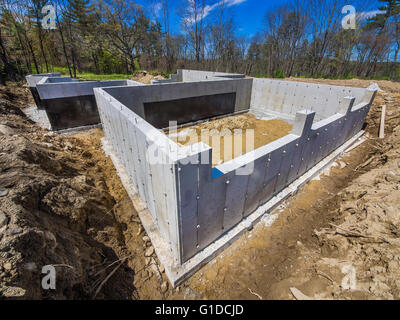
left=93, top=71, right=377, bottom=286
left=26, top=75, right=143, bottom=130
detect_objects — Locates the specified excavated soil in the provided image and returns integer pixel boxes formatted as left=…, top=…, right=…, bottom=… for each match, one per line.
left=0, top=78, right=399, bottom=300
left=131, top=71, right=164, bottom=84
left=167, top=114, right=292, bottom=166
left=0, top=83, right=167, bottom=299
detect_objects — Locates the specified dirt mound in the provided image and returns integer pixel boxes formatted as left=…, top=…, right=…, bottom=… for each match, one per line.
left=131, top=71, right=164, bottom=84
left=168, top=113, right=292, bottom=166
left=309, top=92, right=400, bottom=299
left=0, top=86, right=135, bottom=299
left=0, top=84, right=171, bottom=300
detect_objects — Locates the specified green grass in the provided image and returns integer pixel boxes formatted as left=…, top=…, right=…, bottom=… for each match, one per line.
left=32, top=65, right=169, bottom=81
left=76, top=72, right=134, bottom=81
left=48, top=66, right=133, bottom=80
left=29, top=65, right=133, bottom=80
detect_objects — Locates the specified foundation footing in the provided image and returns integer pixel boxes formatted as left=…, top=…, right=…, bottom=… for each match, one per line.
left=57, top=123, right=102, bottom=135
left=23, top=106, right=51, bottom=130
left=102, top=131, right=365, bottom=287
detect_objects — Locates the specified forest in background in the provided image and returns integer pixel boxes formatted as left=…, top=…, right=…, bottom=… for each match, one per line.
left=0, top=0, right=399, bottom=83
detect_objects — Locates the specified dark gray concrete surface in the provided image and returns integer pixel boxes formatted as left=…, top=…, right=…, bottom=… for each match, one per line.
left=144, top=92, right=236, bottom=128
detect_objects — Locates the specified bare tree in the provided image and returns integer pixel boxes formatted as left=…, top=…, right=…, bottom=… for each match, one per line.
left=180, top=0, right=207, bottom=63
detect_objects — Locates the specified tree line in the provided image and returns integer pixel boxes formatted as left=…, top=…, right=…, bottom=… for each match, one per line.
left=0, top=0, right=399, bottom=84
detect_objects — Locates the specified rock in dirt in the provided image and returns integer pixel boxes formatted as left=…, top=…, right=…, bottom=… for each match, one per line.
left=0, top=211, right=9, bottom=228
left=0, top=124, right=15, bottom=136
left=338, top=161, right=347, bottom=169
left=7, top=227, right=23, bottom=235
left=136, top=225, right=143, bottom=236
left=161, top=281, right=168, bottom=293
left=0, top=188, right=9, bottom=197
left=290, top=287, right=313, bottom=300
left=145, top=246, right=154, bottom=257
left=384, top=171, right=400, bottom=183
left=0, top=286, right=26, bottom=297
left=3, top=262, right=12, bottom=271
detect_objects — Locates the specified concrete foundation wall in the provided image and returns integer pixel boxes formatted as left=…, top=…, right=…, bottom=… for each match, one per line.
left=25, top=73, right=61, bottom=87
left=144, top=92, right=237, bottom=128
left=176, top=91, right=375, bottom=261
left=151, top=69, right=245, bottom=84
left=26, top=73, right=61, bottom=109
left=39, top=77, right=79, bottom=84
left=102, top=79, right=253, bottom=128
left=95, top=76, right=377, bottom=265
left=178, top=69, right=245, bottom=82
left=250, top=78, right=367, bottom=122
left=37, top=79, right=141, bottom=100
left=94, top=87, right=195, bottom=263
left=33, top=78, right=142, bottom=130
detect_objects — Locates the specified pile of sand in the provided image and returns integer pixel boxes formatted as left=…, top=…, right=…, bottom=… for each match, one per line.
left=131, top=71, right=165, bottom=84
left=168, top=113, right=292, bottom=166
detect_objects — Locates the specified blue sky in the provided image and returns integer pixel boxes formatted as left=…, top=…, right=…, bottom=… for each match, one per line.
left=231, top=0, right=382, bottom=37
left=140, top=0, right=384, bottom=37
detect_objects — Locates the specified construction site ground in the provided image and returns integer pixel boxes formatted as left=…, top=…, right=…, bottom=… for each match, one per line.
left=0, top=78, right=399, bottom=300
left=167, top=113, right=292, bottom=166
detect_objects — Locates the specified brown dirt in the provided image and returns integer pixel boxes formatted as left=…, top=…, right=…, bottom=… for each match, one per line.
left=167, top=113, right=292, bottom=166
left=0, top=84, right=168, bottom=299
left=71, top=129, right=171, bottom=299
left=130, top=71, right=164, bottom=84
left=0, top=78, right=399, bottom=300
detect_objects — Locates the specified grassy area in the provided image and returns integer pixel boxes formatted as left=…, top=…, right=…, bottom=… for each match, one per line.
left=31, top=65, right=395, bottom=82
left=49, top=66, right=133, bottom=80
left=75, top=72, right=133, bottom=80
left=32, top=66, right=169, bottom=81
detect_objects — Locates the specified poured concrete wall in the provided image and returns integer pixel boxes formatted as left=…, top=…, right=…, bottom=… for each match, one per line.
left=38, top=77, right=79, bottom=84
left=250, top=79, right=366, bottom=122
left=151, top=69, right=245, bottom=84
left=175, top=91, right=375, bottom=261
left=102, top=79, right=253, bottom=128
left=26, top=73, right=61, bottom=109
left=95, top=76, right=377, bottom=264
left=25, top=73, right=61, bottom=87
left=36, top=79, right=141, bottom=99
left=178, top=69, right=245, bottom=82
left=34, top=78, right=143, bottom=130
left=95, top=88, right=186, bottom=262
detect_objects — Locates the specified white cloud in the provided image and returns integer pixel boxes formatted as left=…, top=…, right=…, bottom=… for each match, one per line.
left=225, top=0, right=247, bottom=7
left=151, top=2, right=162, bottom=18
left=358, top=10, right=386, bottom=20
left=185, top=0, right=247, bottom=24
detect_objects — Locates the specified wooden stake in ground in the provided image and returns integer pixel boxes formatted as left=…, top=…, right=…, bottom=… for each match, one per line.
left=379, top=105, right=386, bottom=139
